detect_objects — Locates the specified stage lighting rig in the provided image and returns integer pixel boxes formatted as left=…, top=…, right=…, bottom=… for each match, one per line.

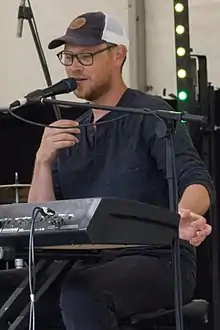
left=173, top=1, right=194, bottom=112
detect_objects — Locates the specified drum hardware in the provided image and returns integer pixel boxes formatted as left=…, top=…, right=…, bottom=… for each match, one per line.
left=0, top=172, right=30, bottom=269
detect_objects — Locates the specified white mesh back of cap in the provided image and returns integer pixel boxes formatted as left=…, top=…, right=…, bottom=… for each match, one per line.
left=102, top=13, right=129, bottom=47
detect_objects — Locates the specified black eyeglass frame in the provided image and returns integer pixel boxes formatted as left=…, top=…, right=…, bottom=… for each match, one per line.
left=57, top=44, right=116, bottom=67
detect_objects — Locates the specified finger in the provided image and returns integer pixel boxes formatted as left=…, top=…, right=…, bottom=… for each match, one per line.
left=49, top=133, right=79, bottom=144
left=53, top=140, right=78, bottom=149
left=190, top=225, right=212, bottom=246
left=178, top=208, right=191, bottom=218
left=46, top=120, right=80, bottom=135
left=183, top=218, right=206, bottom=240
left=205, top=224, right=212, bottom=236
left=190, top=217, right=207, bottom=231
left=197, top=224, right=212, bottom=237
left=189, top=236, right=206, bottom=247
left=45, top=126, right=81, bottom=136
left=190, top=230, right=207, bottom=246
left=50, top=120, right=79, bottom=127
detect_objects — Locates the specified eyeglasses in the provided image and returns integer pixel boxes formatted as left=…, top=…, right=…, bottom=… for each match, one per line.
left=57, top=44, right=116, bottom=67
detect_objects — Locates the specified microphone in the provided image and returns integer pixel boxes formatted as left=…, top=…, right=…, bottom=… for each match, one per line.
left=9, top=78, right=77, bottom=109
left=16, top=0, right=26, bottom=38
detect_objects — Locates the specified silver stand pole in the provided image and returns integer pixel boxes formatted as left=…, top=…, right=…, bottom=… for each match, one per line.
left=14, top=172, right=24, bottom=269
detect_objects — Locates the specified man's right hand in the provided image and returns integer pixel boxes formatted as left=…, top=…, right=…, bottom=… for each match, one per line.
left=36, top=119, right=80, bottom=165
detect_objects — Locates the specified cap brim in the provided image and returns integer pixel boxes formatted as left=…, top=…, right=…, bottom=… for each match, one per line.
left=48, top=35, right=104, bottom=49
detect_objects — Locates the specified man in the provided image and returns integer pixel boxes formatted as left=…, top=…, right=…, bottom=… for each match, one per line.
left=0, top=11, right=214, bottom=330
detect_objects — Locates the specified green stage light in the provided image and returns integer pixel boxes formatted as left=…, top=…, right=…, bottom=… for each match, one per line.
left=178, top=90, right=188, bottom=101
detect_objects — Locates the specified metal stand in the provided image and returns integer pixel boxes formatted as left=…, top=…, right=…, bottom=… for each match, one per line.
left=0, top=259, right=71, bottom=330
left=165, top=121, right=184, bottom=330
left=17, top=1, right=61, bottom=119
left=0, top=260, right=47, bottom=328
left=0, top=249, right=101, bottom=330
left=14, top=172, right=24, bottom=270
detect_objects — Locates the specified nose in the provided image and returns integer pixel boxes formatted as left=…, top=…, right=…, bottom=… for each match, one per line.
left=71, top=56, right=85, bottom=70
left=66, top=57, right=84, bottom=77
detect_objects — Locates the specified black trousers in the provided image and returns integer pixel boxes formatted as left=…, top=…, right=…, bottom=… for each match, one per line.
left=0, top=254, right=196, bottom=330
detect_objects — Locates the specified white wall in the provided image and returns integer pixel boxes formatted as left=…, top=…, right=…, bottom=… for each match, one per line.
left=145, top=0, right=220, bottom=97
left=189, top=0, right=220, bottom=87
left=0, top=0, right=129, bottom=106
left=1, top=0, right=220, bottom=105
left=144, top=0, right=176, bottom=96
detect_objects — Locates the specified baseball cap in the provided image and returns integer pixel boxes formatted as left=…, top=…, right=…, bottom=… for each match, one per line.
left=48, top=11, right=129, bottom=50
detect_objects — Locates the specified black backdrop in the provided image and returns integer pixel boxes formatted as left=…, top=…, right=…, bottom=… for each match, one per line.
left=0, top=103, right=85, bottom=184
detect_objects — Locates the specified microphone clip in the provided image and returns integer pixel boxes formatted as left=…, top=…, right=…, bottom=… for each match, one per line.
left=9, top=89, right=44, bottom=109
left=17, top=4, right=32, bottom=22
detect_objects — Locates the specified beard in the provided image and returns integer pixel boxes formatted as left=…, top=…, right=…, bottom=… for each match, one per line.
left=73, top=74, right=113, bottom=102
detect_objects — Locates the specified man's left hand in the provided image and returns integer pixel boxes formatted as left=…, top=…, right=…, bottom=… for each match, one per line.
left=178, top=209, right=212, bottom=247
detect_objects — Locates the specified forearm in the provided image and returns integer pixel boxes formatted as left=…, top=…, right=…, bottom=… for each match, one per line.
left=28, top=159, right=55, bottom=203
left=178, top=184, right=210, bottom=215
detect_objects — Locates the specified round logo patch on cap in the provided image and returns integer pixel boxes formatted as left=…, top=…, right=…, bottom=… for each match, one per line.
left=69, top=17, right=86, bottom=30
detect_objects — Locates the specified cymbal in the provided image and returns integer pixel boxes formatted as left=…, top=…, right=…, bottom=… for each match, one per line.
left=0, top=184, right=31, bottom=189
left=0, top=184, right=30, bottom=204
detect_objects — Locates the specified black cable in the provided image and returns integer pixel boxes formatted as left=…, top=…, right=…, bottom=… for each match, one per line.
left=6, top=106, right=129, bottom=129
left=6, top=104, right=168, bottom=132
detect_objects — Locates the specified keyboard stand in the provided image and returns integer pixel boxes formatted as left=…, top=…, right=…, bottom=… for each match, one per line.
left=0, top=260, right=69, bottom=330
left=0, top=247, right=104, bottom=330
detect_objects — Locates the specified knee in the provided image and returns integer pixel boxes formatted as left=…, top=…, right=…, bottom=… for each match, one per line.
left=60, top=280, right=118, bottom=330
left=60, top=280, right=80, bottom=311
left=59, top=280, right=98, bottom=328
left=60, top=276, right=110, bottom=313
left=60, top=277, right=96, bottom=312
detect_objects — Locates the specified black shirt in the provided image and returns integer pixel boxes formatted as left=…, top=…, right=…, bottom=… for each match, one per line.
left=52, top=88, right=215, bottom=265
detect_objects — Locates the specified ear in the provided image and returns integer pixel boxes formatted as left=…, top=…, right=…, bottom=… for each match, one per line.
left=115, top=45, right=127, bottom=68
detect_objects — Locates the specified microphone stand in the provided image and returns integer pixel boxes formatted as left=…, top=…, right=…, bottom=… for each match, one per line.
left=42, top=98, right=207, bottom=124
left=16, top=0, right=61, bottom=119
left=42, top=97, right=207, bottom=330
